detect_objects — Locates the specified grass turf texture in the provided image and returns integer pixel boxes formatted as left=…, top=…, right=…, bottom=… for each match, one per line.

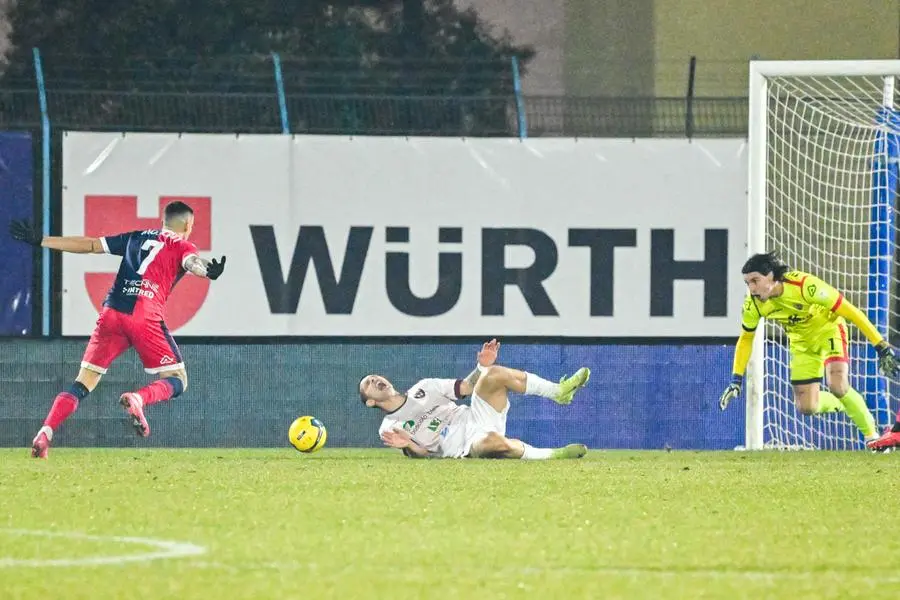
left=1, top=449, right=898, bottom=599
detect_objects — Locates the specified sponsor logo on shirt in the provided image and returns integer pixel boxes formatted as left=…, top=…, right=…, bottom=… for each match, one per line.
left=120, top=278, right=161, bottom=299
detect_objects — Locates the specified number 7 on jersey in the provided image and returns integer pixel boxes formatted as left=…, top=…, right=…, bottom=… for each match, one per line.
left=137, top=239, right=165, bottom=275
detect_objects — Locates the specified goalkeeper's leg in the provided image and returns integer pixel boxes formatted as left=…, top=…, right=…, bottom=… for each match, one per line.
left=824, top=361, right=877, bottom=441
left=823, top=327, right=879, bottom=441
left=792, top=361, right=877, bottom=442
left=791, top=350, right=846, bottom=415
left=793, top=382, right=844, bottom=415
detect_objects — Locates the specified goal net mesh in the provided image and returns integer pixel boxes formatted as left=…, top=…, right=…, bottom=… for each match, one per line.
left=763, top=72, right=900, bottom=450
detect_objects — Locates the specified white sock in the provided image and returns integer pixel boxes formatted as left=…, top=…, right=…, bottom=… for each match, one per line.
left=524, top=373, right=560, bottom=399
left=521, top=444, right=554, bottom=460
left=37, top=425, right=53, bottom=441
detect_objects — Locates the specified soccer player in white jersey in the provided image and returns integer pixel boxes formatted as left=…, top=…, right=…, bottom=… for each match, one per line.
left=359, top=339, right=591, bottom=460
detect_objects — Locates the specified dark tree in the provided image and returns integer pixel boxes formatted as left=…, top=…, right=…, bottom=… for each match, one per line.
left=1, top=0, right=534, bottom=135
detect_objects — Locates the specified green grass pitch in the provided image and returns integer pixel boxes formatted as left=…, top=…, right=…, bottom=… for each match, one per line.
left=1, top=448, right=898, bottom=599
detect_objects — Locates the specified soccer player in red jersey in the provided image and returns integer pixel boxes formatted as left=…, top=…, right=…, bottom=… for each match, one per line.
left=9, top=201, right=226, bottom=458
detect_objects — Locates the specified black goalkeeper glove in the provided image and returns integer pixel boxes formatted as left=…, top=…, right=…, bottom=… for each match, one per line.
left=877, top=342, right=900, bottom=378
left=9, top=219, right=42, bottom=246
left=206, top=256, right=226, bottom=280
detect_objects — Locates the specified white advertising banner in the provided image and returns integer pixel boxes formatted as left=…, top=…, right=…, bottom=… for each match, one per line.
left=62, top=132, right=748, bottom=337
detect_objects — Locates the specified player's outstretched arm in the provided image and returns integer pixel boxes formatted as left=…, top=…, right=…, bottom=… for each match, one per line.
left=9, top=219, right=102, bottom=253
left=833, top=299, right=900, bottom=377
left=183, top=255, right=227, bottom=280
left=42, top=236, right=104, bottom=253
left=720, top=329, right=754, bottom=410
left=381, top=428, right=431, bottom=459
left=802, top=276, right=899, bottom=375
left=721, top=295, right=760, bottom=411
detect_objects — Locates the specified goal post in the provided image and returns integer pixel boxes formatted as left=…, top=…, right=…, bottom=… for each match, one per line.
left=746, top=60, right=900, bottom=450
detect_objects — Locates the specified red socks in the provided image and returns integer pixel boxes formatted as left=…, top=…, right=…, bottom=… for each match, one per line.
left=41, top=378, right=181, bottom=438
left=135, top=379, right=177, bottom=407
left=43, top=393, right=79, bottom=430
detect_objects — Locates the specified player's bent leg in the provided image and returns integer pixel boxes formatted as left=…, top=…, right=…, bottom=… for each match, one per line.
left=468, top=433, right=587, bottom=460
left=511, top=439, right=588, bottom=460
left=138, top=368, right=187, bottom=406
left=792, top=382, right=823, bottom=415
left=31, top=365, right=107, bottom=459
left=32, top=307, right=131, bottom=456
left=473, top=367, right=520, bottom=412
left=792, top=382, right=846, bottom=416
left=825, top=361, right=877, bottom=441
left=469, top=432, right=521, bottom=458
left=75, top=367, right=103, bottom=392
left=120, top=368, right=188, bottom=439
left=163, top=368, right=188, bottom=392
left=790, top=349, right=842, bottom=416
left=474, top=365, right=591, bottom=409
left=122, top=318, right=188, bottom=438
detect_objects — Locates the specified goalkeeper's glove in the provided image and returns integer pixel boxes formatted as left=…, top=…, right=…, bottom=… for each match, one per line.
left=206, top=256, right=226, bottom=280
left=9, top=219, right=42, bottom=246
left=876, top=342, right=900, bottom=378
left=719, top=375, right=742, bottom=411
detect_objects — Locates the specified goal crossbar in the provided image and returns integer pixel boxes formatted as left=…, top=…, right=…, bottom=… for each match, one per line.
left=751, top=60, right=900, bottom=79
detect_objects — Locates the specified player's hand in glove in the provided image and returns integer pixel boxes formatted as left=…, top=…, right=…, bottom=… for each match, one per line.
left=877, top=342, right=900, bottom=378
left=719, top=377, right=742, bottom=411
left=206, top=256, right=226, bottom=280
left=9, top=219, right=42, bottom=246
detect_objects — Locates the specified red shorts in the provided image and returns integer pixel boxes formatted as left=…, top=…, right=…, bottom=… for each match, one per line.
left=81, top=307, right=185, bottom=375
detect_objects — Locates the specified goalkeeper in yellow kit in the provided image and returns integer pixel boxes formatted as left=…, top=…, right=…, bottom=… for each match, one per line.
left=719, top=252, right=900, bottom=445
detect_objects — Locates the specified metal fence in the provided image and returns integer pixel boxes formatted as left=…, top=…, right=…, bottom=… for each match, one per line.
left=0, top=52, right=749, bottom=138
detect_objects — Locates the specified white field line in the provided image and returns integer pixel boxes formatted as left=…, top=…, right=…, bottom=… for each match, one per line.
left=186, top=560, right=900, bottom=584
left=0, top=528, right=206, bottom=567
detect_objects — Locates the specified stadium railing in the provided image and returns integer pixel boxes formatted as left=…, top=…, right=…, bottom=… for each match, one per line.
left=0, top=51, right=750, bottom=138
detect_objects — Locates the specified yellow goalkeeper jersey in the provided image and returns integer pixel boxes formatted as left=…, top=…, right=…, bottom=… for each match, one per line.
left=740, top=270, right=845, bottom=345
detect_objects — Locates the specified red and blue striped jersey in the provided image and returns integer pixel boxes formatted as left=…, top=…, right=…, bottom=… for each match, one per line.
left=99, top=228, right=199, bottom=320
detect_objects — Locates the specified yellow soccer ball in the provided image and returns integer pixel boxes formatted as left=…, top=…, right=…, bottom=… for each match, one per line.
left=288, top=416, right=327, bottom=453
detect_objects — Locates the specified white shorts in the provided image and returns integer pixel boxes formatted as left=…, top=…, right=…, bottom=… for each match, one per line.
left=439, top=393, right=509, bottom=458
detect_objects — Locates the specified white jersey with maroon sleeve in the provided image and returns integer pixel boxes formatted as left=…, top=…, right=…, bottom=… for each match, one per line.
left=378, top=378, right=466, bottom=455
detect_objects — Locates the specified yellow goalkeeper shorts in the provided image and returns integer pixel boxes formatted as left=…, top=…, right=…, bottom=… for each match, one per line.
left=789, top=322, right=849, bottom=385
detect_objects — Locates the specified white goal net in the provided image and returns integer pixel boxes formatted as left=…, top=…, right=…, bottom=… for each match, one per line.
left=748, top=62, right=900, bottom=450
